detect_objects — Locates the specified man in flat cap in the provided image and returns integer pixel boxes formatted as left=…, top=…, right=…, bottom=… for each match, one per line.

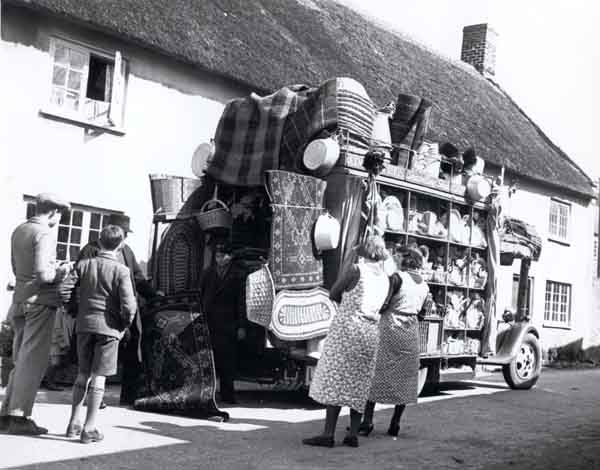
left=0, top=193, right=72, bottom=435
left=77, top=213, right=162, bottom=405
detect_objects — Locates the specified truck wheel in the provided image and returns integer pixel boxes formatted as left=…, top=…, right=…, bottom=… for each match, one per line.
left=502, top=333, right=542, bottom=390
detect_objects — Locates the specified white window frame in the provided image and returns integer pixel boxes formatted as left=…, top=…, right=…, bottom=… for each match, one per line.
left=548, top=198, right=571, bottom=244
left=41, top=36, right=127, bottom=134
left=24, top=197, right=123, bottom=262
left=543, top=280, right=572, bottom=328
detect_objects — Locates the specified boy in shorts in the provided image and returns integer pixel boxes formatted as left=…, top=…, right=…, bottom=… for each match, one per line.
left=66, top=225, right=137, bottom=443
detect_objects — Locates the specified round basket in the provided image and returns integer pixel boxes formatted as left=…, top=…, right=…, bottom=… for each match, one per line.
left=195, top=198, right=232, bottom=231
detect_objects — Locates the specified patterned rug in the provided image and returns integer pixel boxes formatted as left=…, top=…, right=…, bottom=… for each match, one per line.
left=133, top=294, right=228, bottom=421
left=266, top=170, right=327, bottom=207
left=270, top=205, right=324, bottom=289
left=267, top=171, right=327, bottom=290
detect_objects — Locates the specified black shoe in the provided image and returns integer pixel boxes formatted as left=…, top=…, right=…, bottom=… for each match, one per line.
left=358, top=422, right=374, bottom=436
left=302, top=435, right=335, bottom=448
left=7, top=417, right=48, bottom=435
left=342, top=435, right=359, bottom=448
left=387, top=423, right=400, bottom=437
left=99, top=401, right=108, bottom=410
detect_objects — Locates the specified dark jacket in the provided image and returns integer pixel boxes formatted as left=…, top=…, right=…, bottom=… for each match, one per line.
left=75, top=251, right=137, bottom=338
left=198, top=262, right=245, bottom=336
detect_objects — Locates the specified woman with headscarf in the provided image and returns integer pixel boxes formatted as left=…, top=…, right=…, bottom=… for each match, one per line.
left=358, top=244, right=430, bottom=437
left=303, top=235, right=389, bottom=448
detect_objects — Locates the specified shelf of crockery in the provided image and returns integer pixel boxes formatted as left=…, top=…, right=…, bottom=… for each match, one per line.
left=337, top=165, right=488, bottom=211
left=387, top=230, right=488, bottom=251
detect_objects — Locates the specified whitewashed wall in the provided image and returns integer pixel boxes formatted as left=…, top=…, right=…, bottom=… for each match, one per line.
left=0, top=6, right=253, bottom=319
left=0, top=6, right=595, bottom=350
left=495, top=177, right=595, bottom=350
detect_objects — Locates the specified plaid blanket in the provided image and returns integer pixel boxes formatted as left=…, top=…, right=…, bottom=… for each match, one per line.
left=207, top=85, right=312, bottom=186
left=208, top=78, right=376, bottom=186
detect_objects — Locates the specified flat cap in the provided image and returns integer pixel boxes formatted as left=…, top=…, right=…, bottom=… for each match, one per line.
left=35, top=192, right=71, bottom=210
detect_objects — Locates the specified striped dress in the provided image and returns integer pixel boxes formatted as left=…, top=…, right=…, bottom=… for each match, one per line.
left=309, top=262, right=388, bottom=411
left=369, top=271, right=429, bottom=405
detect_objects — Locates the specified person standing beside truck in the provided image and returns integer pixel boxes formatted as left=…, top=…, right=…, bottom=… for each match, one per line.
left=197, top=242, right=245, bottom=405
left=66, top=225, right=137, bottom=443
left=303, top=235, right=389, bottom=448
left=359, top=245, right=430, bottom=437
left=77, top=213, right=162, bottom=406
left=0, top=193, right=71, bottom=435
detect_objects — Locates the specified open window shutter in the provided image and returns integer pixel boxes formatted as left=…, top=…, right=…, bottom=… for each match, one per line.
left=109, top=51, right=125, bottom=128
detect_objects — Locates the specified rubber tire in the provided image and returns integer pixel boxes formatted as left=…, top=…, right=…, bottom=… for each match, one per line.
left=502, top=333, right=542, bottom=390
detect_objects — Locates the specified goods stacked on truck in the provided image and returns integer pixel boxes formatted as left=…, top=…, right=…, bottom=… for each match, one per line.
left=144, top=76, right=543, bottom=395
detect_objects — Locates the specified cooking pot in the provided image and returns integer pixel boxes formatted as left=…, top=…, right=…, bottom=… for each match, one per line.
left=466, top=175, right=492, bottom=201
left=313, top=212, right=340, bottom=252
left=303, top=137, right=339, bottom=177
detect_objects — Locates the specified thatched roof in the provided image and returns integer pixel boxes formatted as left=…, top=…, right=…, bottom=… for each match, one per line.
left=8, top=0, right=594, bottom=197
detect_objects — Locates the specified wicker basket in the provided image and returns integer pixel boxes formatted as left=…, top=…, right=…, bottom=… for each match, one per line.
left=149, top=174, right=203, bottom=216
left=195, top=185, right=232, bottom=231
left=246, top=264, right=275, bottom=328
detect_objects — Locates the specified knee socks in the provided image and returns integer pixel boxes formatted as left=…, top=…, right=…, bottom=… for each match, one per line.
left=84, top=386, right=105, bottom=431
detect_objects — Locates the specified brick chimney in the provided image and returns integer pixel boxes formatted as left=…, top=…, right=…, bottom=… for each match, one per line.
left=461, top=24, right=498, bottom=76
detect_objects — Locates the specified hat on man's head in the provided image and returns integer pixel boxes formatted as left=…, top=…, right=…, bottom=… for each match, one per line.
left=35, top=193, right=71, bottom=211
left=106, top=213, right=132, bottom=233
left=214, top=241, right=233, bottom=254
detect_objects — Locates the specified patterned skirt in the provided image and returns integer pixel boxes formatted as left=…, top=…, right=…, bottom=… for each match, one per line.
left=309, top=308, right=380, bottom=411
left=368, top=313, right=419, bottom=405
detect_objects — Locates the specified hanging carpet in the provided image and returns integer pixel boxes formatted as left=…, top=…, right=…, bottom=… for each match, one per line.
left=133, top=293, right=228, bottom=421
left=267, top=170, right=327, bottom=290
